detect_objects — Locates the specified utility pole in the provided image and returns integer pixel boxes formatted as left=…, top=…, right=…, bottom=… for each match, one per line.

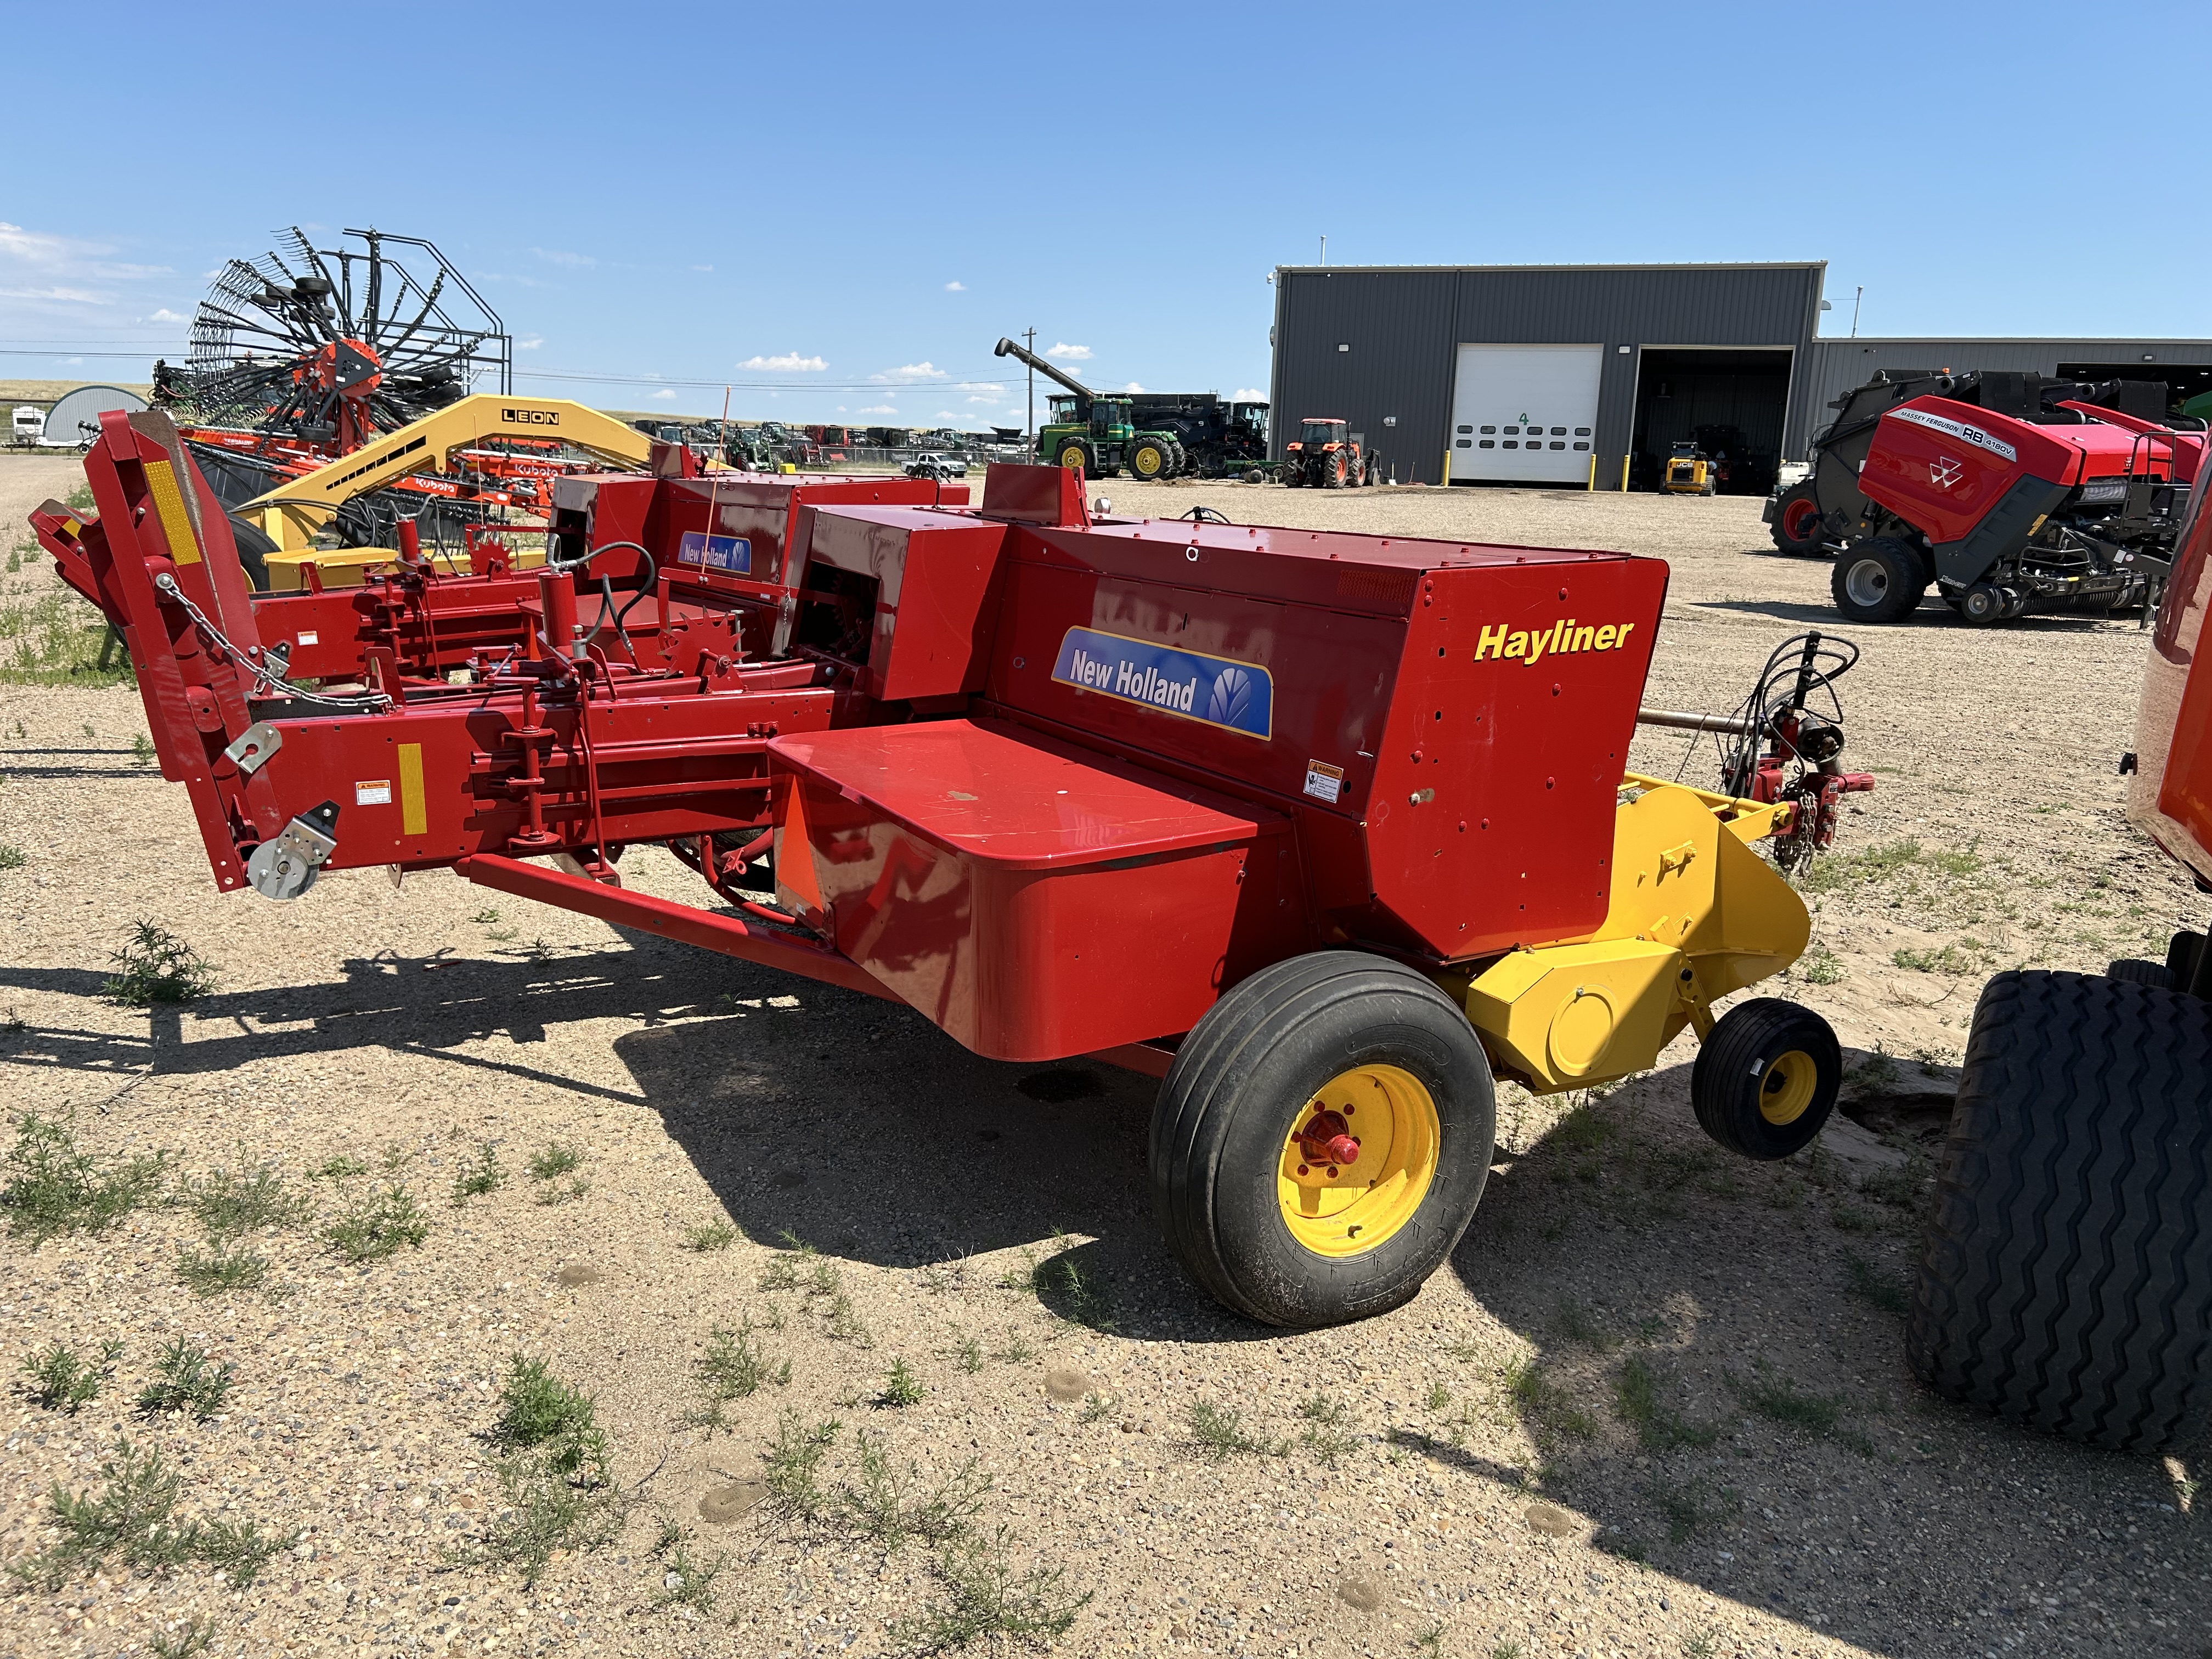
left=1319, top=234, right=1327, bottom=266
left=1851, top=286, right=1863, bottom=338
left=1023, top=326, right=1037, bottom=442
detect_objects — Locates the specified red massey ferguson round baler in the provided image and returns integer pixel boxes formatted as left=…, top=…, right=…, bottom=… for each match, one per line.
left=32, top=410, right=1876, bottom=1330
left=1904, top=482, right=2212, bottom=1454
left=1827, top=379, right=2203, bottom=627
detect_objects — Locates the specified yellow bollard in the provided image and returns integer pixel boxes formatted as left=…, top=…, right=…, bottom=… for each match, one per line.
left=1620, top=454, right=1631, bottom=492
left=1586, top=453, right=1595, bottom=492
left=1441, top=450, right=1452, bottom=487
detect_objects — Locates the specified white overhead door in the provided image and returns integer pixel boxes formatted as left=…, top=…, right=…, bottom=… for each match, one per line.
left=1448, top=344, right=1602, bottom=484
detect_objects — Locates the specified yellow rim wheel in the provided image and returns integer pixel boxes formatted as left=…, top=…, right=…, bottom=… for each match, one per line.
left=1758, top=1049, right=1818, bottom=1125
left=1275, top=1064, right=1440, bottom=1257
left=1135, top=444, right=1160, bottom=475
left=1059, top=444, right=1086, bottom=470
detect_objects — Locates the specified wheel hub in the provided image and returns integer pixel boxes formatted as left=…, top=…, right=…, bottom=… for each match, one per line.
left=1275, top=1064, right=1441, bottom=1258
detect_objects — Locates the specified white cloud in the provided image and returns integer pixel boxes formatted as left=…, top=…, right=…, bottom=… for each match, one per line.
left=650, top=388, right=676, bottom=400
left=0, top=222, right=77, bottom=263
left=944, top=280, right=965, bottom=291
left=148, top=307, right=185, bottom=323
left=1121, top=381, right=1146, bottom=393
left=1233, top=387, right=1267, bottom=402
left=1045, top=342, right=1091, bottom=360
left=936, top=410, right=957, bottom=419
left=873, top=362, right=945, bottom=382
left=531, top=246, right=596, bottom=268
left=517, top=335, right=544, bottom=351
left=955, top=381, right=1003, bottom=394
left=0, top=285, right=104, bottom=304
left=739, top=352, right=827, bottom=371
left=691, top=264, right=713, bottom=273
left=857, top=404, right=898, bottom=415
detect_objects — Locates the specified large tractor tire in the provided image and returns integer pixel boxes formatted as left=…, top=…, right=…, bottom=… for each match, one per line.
left=1322, top=454, right=1346, bottom=489
left=1055, top=440, right=1093, bottom=475
left=1769, top=483, right=1825, bottom=555
left=227, top=514, right=276, bottom=592
left=1830, top=537, right=1928, bottom=624
left=1282, top=465, right=1305, bottom=488
left=1908, top=970, right=2212, bottom=1452
left=1152, top=951, right=1496, bottom=1328
left=1127, top=437, right=1171, bottom=482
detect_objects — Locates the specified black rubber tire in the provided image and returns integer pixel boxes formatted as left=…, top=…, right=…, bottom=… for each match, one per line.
left=2166, top=929, right=2204, bottom=988
left=1152, top=951, right=1496, bottom=1328
left=227, top=513, right=275, bottom=592
left=1830, top=537, right=1928, bottom=624
left=1282, top=466, right=1304, bottom=488
left=1055, top=441, right=1092, bottom=476
left=1127, top=437, right=1170, bottom=481
left=1690, top=997, right=1841, bottom=1160
left=1908, top=970, right=2212, bottom=1452
left=1958, top=583, right=2007, bottom=626
left=2108, top=957, right=2176, bottom=990
left=1322, top=454, right=1345, bottom=489
left=1769, top=482, right=1824, bottom=554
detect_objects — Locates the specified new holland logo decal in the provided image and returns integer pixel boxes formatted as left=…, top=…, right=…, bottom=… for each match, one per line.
left=1052, top=626, right=1273, bottom=740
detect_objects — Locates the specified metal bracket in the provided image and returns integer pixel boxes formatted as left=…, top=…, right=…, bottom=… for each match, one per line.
left=223, top=721, right=283, bottom=776
left=245, top=799, right=340, bottom=900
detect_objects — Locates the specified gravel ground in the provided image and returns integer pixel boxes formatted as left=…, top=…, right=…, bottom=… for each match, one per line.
left=1, top=453, right=2207, bottom=1659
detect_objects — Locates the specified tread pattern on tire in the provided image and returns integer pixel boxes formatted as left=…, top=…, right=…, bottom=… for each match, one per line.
left=1907, top=970, right=2212, bottom=1451
left=1153, top=951, right=1481, bottom=1325
left=2107, top=958, right=2175, bottom=990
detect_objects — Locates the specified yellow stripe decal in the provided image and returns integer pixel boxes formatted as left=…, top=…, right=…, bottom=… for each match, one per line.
left=144, top=460, right=202, bottom=566
left=398, top=744, right=427, bottom=837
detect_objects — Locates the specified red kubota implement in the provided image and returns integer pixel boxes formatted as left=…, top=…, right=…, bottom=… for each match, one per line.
left=32, top=409, right=1872, bottom=1328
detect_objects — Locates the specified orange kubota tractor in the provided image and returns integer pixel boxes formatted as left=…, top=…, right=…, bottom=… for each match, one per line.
left=1904, top=482, right=2212, bottom=1453
left=1281, top=418, right=1379, bottom=488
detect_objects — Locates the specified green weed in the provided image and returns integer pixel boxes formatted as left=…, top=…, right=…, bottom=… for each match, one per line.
left=1893, top=943, right=1976, bottom=975
left=18, top=1338, right=123, bottom=1412
left=325, top=1183, right=428, bottom=1261
left=1503, top=1355, right=1599, bottom=1443
left=188, top=1159, right=307, bottom=1238
left=877, top=1357, right=926, bottom=1408
left=952, top=1334, right=984, bottom=1374
left=150, top=1617, right=218, bottom=1658
left=1078, top=1391, right=1114, bottom=1425
left=1792, top=944, right=1844, bottom=985
left=1187, top=1401, right=1285, bottom=1460
left=892, top=1523, right=1091, bottom=1651
left=1802, top=837, right=1981, bottom=895
left=1, top=1109, right=168, bottom=1243
left=1552, top=1295, right=1621, bottom=1352
left=306, top=1153, right=369, bottom=1181
left=136, top=1339, right=234, bottom=1419
left=449, top=1142, right=505, bottom=1204
left=490, top=1355, right=608, bottom=1481
left=647, top=1516, right=727, bottom=1611
left=0, top=585, right=136, bottom=689
left=1297, top=1395, right=1358, bottom=1465
left=1614, top=1356, right=1719, bottom=1453
left=1727, top=1362, right=1846, bottom=1437
left=9, top=1438, right=286, bottom=1588
left=839, top=1434, right=990, bottom=1549
left=1842, top=1249, right=1912, bottom=1314
left=681, top=1219, right=738, bottom=1251
left=685, top=1319, right=789, bottom=1429
left=526, top=1141, right=584, bottom=1181
left=761, top=1409, right=840, bottom=1519
left=459, top=1451, right=622, bottom=1588
left=0, top=844, right=24, bottom=871
left=103, top=920, right=216, bottom=1005
left=175, top=1245, right=268, bottom=1297
left=129, top=732, right=155, bottom=766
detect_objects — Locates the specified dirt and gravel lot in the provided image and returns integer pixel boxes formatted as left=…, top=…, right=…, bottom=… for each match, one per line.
left=0, top=452, right=2205, bottom=1659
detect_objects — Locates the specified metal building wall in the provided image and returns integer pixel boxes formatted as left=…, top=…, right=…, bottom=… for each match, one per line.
left=1791, top=338, right=2212, bottom=451
left=1272, top=263, right=1824, bottom=483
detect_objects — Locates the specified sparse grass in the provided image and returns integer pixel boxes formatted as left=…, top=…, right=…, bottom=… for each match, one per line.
left=379, top=1142, right=414, bottom=1172
left=526, top=1141, right=584, bottom=1181
left=136, top=1339, right=234, bottom=1419
left=129, top=732, right=155, bottom=766
left=1492, top=1643, right=1527, bottom=1659
left=533, top=1176, right=589, bottom=1206
left=449, top=1142, right=505, bottom=1204
left=103, top=919, right=216, bottom=1005
left=1843, top=1047, right=1901, bottom=1094
left=188, top=1158, right=307, bottom=1238
left=175, top=1244, right=268, bottom=1297
left=1414, top=1620, right=1445, bottom=1658
left=893, top=1523, right=1091, bottom=1652
left=470, top=907, right=503, bottom=925
left=1831, top=1200, right=1877, bottom=1233
left=877, top=1357, right=926, bottom=1408
left=1078, top=1391, right=1113, bottom=1425
left=460, top=1449, right=623, bottom=1588
left=18, top=1339, right=123, bottom=1412
left=1297, top=1395, right=1358, bottom=1465
left=762, top=1409, right=841, bottom=1520
left=1684, top=1631, right=1719, bottom=1658
left=0, top=585, right=136, bottom=689
left=681, top=1219, right=738, bottom=1251
left=996, top=1331, right=1038, bottom=1365
left=1503, top=1355, right=1598, bottom=1442
left=1, top=1109, right=168, bottom=1243
left=490, top=1355, right=608, bottom=1481
left=840, top=1434, right=990, bottom=1549
left=9, top=1438, right=287, bottom=1589
left=647, top=1517, right=727, bottom=1612
left=685, top=1319, right=789, bottom=1429
left=1187, top=1401, right=1285, bottom=1460
left=1425, top=1381, right=1453, bottom=1412
left=1802, top=837, right=1981, bottom=896
left=1552, top=1295, right=1621, bottom=1352
left=1793, top=944, right=1844, bottom=985
left=1727, top=1362, right=1847, bottom=1438
left=1614, top=1356, right=1719, bottom=1453
left=0, top=844, right=24, bottom=871
left=306, top=1153, right=369, bottom=1181
left=325, top=1184, right=428, bottom=1262
left=952, top=1335, right=984, bottom=1374
left=1893, top=943, right=1976, bottom=974
left=1842, top=1249, right=1912, bottom=1314
left=150, top=1617, right=218, bottom=1658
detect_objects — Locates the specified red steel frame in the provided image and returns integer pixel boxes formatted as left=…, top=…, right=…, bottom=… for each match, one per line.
left=33, top=409, right=1673, bottom=1070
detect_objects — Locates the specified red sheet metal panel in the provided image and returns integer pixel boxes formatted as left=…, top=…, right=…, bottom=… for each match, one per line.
left=769, top=718, right=1281, bottom=1059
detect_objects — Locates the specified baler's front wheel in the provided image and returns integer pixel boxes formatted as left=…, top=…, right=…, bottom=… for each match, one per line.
left=1690, top=997, right=1841, bottom=1160
left=1152, top=952, right=1496, bottom=1328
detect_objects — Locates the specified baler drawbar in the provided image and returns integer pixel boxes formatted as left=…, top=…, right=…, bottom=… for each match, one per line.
left=31, top=408, right=1870, bottom=1327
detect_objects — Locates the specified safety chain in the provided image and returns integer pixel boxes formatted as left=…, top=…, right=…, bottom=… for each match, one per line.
left=152, top=572, right=393, bottom=711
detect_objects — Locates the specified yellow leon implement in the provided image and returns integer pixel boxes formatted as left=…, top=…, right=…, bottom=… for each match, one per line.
left=232, top=395, right=673, bottom=589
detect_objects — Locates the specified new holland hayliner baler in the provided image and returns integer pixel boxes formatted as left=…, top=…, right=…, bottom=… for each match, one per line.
left=31, top=409, right=1872, bottom=1328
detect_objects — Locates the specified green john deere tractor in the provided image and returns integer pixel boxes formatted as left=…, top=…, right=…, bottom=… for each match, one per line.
left=994, top=336, right=1183, bottom=480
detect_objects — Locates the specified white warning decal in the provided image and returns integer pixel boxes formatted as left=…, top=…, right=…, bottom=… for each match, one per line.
left=1304, top=760, right=1345, bottom=804
left=1884, top=406, right=2018, bottom=464
left=355, top=780, right=392, bottom=805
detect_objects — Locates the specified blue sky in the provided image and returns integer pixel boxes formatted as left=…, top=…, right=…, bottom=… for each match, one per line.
left=5, top=1, right=2208, bottom=425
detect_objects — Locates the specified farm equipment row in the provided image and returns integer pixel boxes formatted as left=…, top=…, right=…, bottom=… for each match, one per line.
left=34, top=408, right=1868, bottom=1332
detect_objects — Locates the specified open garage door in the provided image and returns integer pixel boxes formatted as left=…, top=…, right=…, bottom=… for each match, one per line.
left=1448, top=345, right=1601, bottom=484
left=1632, top=348, right=1792, bottom=494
